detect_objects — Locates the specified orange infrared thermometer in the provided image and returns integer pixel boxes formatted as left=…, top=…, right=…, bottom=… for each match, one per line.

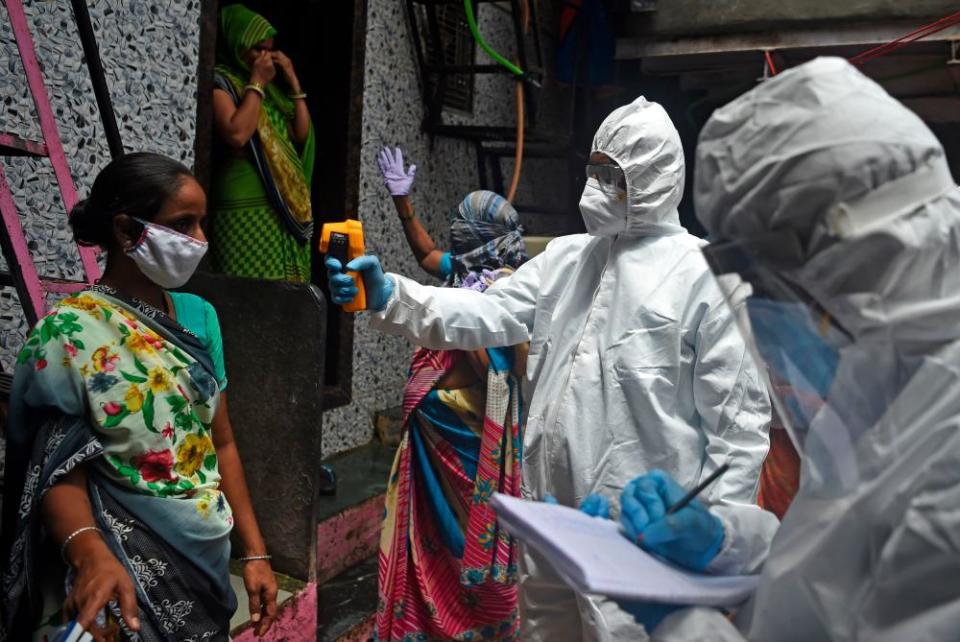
left=321, top=219, right=367, bottom=312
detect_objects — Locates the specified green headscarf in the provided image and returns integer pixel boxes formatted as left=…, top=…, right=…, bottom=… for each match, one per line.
left=216, top=4, right=293, bottom=118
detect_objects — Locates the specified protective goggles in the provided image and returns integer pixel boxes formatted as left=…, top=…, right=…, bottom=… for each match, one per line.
left=585, top=163, right=627, bottom=196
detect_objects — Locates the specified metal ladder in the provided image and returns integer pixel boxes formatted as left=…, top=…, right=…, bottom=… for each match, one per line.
left=0, top=0, right=121, bottom=327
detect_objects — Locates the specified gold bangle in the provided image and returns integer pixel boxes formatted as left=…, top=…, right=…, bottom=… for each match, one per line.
left=244, top=82, right=265, bottom=98
left=289, top=92, right=307, bottom=100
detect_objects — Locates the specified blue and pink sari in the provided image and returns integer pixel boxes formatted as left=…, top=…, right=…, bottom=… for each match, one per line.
left=376, top=191, right=527, bottom=642
left=377, top=344, right=523, bottom=641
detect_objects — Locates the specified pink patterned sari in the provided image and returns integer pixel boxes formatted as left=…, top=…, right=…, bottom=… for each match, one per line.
left=376, top=345, right=523, bottom=641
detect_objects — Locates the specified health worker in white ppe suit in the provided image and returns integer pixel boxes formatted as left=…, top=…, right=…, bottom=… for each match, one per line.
left=603, top=57, right=960, bottom=642
left=326, top=97, right=772, bottom=641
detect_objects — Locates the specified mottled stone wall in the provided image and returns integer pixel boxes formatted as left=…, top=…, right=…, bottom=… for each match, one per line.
left=471, top=2, right=577, bottom=237
left=0, top=0, right=201, bottom=371
left=321, top=0, right=473, bottom=456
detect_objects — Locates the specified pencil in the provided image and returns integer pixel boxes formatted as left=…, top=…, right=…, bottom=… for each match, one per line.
left=665, top=463, right=730, bottom=516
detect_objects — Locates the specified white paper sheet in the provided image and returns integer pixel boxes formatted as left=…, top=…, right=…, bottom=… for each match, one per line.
left=493, top=493, right=760, bottom=607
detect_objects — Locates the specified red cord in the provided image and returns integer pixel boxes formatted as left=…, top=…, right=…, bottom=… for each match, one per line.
left=764, top=50, right=778, bottom=76
left=850, top=10, right=960, bottom=65
left=850, top=11, right=960, bottom=64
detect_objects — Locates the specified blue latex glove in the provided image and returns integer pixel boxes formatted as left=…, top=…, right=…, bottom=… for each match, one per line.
left=617, top=600, right=683, bottom=633
left=580, top=493, right=611, bottom=519
left=542, top=493, right=559, bottom=505
left=325, top=255, right=394, bottom=312
left=377, top=146, right=417, bottom=196
left=620, top=469, right=725, bottom=572
left=581, top=491, right=678, bottom=631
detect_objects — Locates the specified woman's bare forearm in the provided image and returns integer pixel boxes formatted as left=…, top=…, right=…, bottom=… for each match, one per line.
left=393, top=196, right=446, bottom=276
left=42, top=466, right=114, bottom=567
left=218, top=443, right=266, bottom=554
left=213, top=89, right=262, bottom=149
left=212, top=396, right=267, bottom=556
left=291, top=99, right=311, bottom=145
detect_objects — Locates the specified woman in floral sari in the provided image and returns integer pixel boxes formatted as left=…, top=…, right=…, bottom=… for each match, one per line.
left=1, top=153, right=277, bottom=641
left=210, top=4, right=315, bottom=282
left=372, top=177, right=529, bottom=641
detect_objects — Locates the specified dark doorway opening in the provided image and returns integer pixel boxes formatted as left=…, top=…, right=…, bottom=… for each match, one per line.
left=194, top=0, right=367, bottom=409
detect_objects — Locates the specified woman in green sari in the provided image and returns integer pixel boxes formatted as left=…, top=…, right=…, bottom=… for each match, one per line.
left=210, top=4, right=315, bottom=282
left=1, top=153, right=278, bottom=641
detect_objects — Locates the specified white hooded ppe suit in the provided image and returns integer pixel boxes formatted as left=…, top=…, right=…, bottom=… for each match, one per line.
left=653, top=57, right=960, bottom=642
left=371, top=97, right=773, bottom=641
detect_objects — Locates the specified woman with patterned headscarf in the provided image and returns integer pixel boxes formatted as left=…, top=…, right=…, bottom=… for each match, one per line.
left=377, top=146, right=527, bottom=288
left=210, top=4, right=315, bottom=282
left=371, top=146, right=528, bottom=641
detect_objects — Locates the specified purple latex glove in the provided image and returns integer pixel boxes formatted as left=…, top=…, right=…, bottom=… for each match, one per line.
left=461, top=269, right=499, bottom=292
left=377, top=146, right=417, bottom=196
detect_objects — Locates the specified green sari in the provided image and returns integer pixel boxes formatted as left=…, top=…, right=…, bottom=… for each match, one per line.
left=210, top=5, right=315, bottom=283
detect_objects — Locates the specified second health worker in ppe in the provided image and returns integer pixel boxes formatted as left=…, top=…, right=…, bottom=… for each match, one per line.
left=608, top=58, right=960, bottom=642
left=329, top=97, right=772, bottom=641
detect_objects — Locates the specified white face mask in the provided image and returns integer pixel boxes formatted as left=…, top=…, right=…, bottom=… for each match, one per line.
left=579, top=178, right=628, bottom=237
left=125, top=218, right=208, bottom=289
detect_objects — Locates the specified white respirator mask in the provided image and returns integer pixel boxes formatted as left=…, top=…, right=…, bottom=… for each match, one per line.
left=579, top=177, right=628, bottom=237
left=125, top=218, right=207, bottom=289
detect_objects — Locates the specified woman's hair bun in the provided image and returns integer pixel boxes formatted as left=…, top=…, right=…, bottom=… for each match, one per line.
left=68, top=153, right=193, bottom=249
left=68, top=197, right=109, bottom=247
left=69, top=198, right=88, bottom=219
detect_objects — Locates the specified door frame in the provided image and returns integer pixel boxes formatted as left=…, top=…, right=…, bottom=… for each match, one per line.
left=192, top=0, right=367, bottom=410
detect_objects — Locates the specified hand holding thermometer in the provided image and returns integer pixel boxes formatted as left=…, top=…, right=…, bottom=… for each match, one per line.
left=320, top=220, right=366, bottom=312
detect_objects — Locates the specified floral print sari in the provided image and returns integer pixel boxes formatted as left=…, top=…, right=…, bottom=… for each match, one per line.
left=1, top=288, right=236, bottom=641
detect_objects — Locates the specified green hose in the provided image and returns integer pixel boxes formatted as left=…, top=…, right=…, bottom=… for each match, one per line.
left=464, top=0, right=525, bottom=78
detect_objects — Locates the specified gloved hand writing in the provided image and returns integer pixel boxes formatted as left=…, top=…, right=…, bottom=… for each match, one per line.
left=580, top=493, right=611, bottom=519
left=377, top=146, right=417, bottom=196
left=620, top=470, right=724, bottom=572
left=325, top=255, right=394, bottom=312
